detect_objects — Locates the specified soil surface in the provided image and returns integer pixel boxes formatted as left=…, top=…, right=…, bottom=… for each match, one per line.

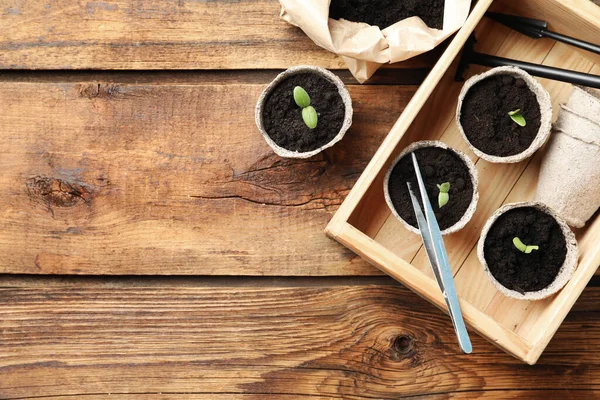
left=460, top=74, right=542, bottom=157
left=329, top=0, right=444, bottom=30
left=387, top=146, right=474, bottom=231
left=484, top=207, right=567, bottom=293
left=262, top=72, right=345, bottom=153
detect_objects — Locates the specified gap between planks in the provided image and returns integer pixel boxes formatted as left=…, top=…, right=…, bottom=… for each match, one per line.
left=1, top=274, right=599, bottom=289
left=0, top=69, right=429, bottom=86
left=0, top=274, right=400, bottom=289
left=4, top=390, right=600, bottom=400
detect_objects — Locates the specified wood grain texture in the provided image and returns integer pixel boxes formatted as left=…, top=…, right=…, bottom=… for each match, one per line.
left=0, top=0, right=441, bottom=70
left=0, top=77, right=414, bottom=275
left=1, top=284, right=600, bottom=399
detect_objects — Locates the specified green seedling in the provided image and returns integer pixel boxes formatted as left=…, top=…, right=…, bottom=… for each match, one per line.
left=437, top=182, right=451, bottom=208
left=508, top=109, right=526, bottom=127
left=513, top=237, right=539, bottom=254
left=293, top=86, right=311, bottom=108
left=302, top=106, right=318, bottom=129
left=293, top=86, right=318, bottom=129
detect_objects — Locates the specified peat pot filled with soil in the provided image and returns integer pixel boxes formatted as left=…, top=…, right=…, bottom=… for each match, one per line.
left=384, top=141, right=479, bottom=235
left=329, top=0, right=444, bottom=30
left=255, top=65, right=353, bottom=158
left=457, top=66, right=552, bottom=163
left=478, top=202, right=578, bottom=301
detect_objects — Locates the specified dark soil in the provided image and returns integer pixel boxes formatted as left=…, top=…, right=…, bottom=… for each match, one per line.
left=329, top=0, right=444, bottom=30
left=387, top=146, right=474, bottom=231
left=460, top=74, right=542, bottom=157
left=262, top=72, right=345, bottom=153
left=484, top=207, right=567, bottom=293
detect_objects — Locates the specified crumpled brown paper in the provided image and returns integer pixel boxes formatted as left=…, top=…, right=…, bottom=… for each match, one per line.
left=280, top=0, right=472, bottom=82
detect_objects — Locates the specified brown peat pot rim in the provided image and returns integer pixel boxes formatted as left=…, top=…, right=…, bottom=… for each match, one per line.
left=477, top=201, right=579, bottom=301
left=255, top=65, right=353, bottom=159
left=456, top=66, right=553, bottom=164
left=383, top=140, right=479, bottom=236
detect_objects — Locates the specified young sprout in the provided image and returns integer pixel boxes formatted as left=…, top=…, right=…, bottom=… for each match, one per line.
left=302, top=106, right=318, bottom=129
left=293, top=86, right=311, bottom=108
left=508, top=109, right=526, bottom=127
left=513, top=237, right=539, bottom=254
left=436, top=182, right=451, bottom=208
left=293, top=86, right=318, bottom=129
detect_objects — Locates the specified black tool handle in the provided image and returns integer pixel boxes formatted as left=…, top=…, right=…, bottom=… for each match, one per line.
left=471, top=52, right=600, bottom=89
left=542, top=30, right=600, bottom=56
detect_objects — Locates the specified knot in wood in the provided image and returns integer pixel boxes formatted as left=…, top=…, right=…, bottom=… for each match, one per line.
left=392, top=335, right=414, bottom=355
left=27, top=177, right=91, bottom=208
left=78, top=83, right=122, bottom=99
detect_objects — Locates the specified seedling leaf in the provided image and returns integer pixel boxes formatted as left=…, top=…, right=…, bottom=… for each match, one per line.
left=293, top=86, right=311, bottom=108
left=437, top=182, right=450, bottom=208
left=438, top=192, right=449, bottom=208
left=302, top=106, right=318, bottom=129
left=437, top=182, right=450, bottom=193
left=525, top=245, right=539, bottom=254
left=508, top=109, right=526, bottom=127
left=513, top=237, right=539, bottom=253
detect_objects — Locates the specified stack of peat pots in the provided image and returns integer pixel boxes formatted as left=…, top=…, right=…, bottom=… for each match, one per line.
left=536, top=86, right=600, bottom=228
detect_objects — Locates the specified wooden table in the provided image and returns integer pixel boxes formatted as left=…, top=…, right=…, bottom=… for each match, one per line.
left=1, top=1, right=599, bottom=398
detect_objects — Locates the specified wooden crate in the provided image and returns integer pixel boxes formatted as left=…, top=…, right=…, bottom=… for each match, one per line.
left=325, top=0, right=600, bottom=364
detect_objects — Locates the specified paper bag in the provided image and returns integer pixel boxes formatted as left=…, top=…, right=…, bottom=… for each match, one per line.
left=280, top=0, right=472, bottom=82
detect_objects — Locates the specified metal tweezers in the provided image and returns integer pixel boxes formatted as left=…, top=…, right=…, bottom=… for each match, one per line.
left=406, top=153, right=472, bottom=354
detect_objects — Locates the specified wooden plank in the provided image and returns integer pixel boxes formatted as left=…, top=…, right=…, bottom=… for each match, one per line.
left=1, top=284, right=600, bottom=398
left=0, top=0, right=441, bottom=70
left=0, top=77, right=414, bottom=275
left=0, top=69, right=430, bottom=86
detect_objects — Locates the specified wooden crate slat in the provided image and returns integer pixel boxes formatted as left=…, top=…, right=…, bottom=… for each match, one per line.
left=1, top=285, right=600, bottom=398
left=0, top=79, right=414, bottom=275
